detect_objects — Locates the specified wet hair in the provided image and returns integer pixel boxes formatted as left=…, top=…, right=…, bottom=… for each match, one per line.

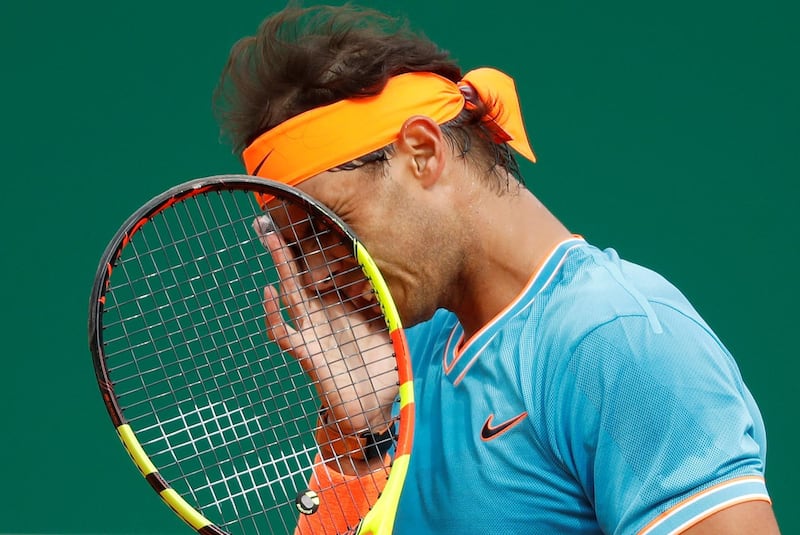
left=214, top=3, right=521, bottom=190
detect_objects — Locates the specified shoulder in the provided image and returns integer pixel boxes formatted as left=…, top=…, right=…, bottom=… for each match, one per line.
left=529, top=243, right=753, bottom=439
left=531, top=243, right=715, bottom=357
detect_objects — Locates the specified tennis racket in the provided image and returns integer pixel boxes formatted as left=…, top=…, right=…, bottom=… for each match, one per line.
left=88, top=175, right=414, bottom=535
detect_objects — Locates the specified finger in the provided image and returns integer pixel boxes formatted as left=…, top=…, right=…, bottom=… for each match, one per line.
left=253, top=215, right=302, bottom=281
left=263, top=285, right=326, bottom=380
left=263, top=285, right=304, bottom=354
left=266, top=232, right=317, bottom=324
left=252, top=215, right=311, bottom=317
left=252, top=214, right=276, bottom=249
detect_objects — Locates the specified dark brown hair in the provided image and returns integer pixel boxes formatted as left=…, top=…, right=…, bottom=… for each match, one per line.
left=213, top=3, right=521, bottom=188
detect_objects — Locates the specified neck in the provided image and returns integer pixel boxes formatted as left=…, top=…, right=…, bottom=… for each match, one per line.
left=445, top=183, right=572, bottom=341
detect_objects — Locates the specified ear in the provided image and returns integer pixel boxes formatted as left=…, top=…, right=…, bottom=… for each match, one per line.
left=395, top=115, right=446, bottom=187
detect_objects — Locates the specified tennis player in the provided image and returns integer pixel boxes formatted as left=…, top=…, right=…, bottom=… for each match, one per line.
left=214, top=5, right=780, bottom=534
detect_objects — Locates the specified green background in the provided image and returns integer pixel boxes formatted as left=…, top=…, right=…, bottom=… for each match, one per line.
left=1, top=0, right=797, bottom=533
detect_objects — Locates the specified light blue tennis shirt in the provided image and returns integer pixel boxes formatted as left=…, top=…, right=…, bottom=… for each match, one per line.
left=393, top=237, right=769, bottom=534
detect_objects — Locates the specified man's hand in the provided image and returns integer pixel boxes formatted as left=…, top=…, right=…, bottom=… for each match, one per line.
left=253, top=215, right=399, bottom=438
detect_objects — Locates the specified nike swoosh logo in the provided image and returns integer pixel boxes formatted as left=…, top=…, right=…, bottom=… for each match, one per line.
left=480, top=411, right=528, bottom=441
left=251, top=149, right=274, bottom=176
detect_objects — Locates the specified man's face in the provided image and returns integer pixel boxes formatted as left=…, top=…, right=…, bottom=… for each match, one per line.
left=285, top=160, right=441, bottom=328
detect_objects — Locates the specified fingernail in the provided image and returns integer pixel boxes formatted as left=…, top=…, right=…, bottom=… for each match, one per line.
left=252, top=214, right=276, bottom=248
left=253, top=214, right=277, bottom=234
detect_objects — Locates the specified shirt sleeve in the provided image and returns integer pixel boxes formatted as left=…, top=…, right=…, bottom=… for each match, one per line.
left=547, top=304, right=770, bottom=534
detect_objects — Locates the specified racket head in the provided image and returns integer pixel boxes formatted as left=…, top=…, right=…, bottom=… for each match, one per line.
left=88, top=175, right=413, bottom=535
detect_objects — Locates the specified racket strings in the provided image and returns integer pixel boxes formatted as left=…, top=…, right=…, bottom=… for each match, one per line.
left=101, top=188, right=398, bottom=534
left=133, top=198, right=279, bottom=530
left=173, top=197, right=316, bottom=532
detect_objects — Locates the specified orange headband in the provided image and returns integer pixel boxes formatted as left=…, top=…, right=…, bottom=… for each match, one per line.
left=242, top=68, right=536, bottom=186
